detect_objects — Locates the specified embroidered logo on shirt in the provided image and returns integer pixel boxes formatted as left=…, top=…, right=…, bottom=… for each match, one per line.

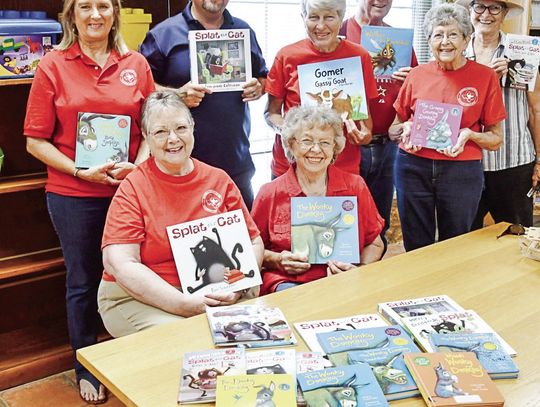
left=457, top=87, right=478, bottom=107
left=202, top=190, right=223, bottom=213
left=119, top=69, right=137, bottom=86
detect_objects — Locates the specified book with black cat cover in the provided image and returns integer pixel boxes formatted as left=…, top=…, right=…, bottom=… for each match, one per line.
left=246, top=349, right=296, bottom=376
left=206, top=304, right=296, bottom=348
left=166, top=209, right=262, bottom=296
left=75, top=112, right=131, bottom=169
left=404, top=352, right=504, bottom=407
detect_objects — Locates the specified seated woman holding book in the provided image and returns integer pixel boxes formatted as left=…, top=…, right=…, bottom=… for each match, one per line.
left=98, top=90, right=264, bottom=338
left=251, top=105, right=384, bottom=295
left=389, top=3, right=505, bottom=252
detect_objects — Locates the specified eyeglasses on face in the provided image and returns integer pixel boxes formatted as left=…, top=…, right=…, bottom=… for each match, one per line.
left=430, top=32, right=462, bottom=42
left=471, top=2, right=506, bottom=15
left=294, top=138, right=334, bottom=151
left=149, top=124, right=193, bottom=141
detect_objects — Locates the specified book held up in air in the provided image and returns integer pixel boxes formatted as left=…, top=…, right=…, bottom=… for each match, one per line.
left=216, top=374, right=296, bottom=407
left=377, top=295, right=464, bottom=326
left=290, top=196, right=360, bottom=265
left=404, top=352, right=504, bottom=407
left=178, top=348, right=245, bottom=404
left=189, top=28, right=252, bottom=92
left=74, top=112, right=131, bottom=169
left=361, top=26, right=414, bottom=80
left=503, top=34, right=540, bottom=92
left=165, top=209, right=261, bottom=296
left=410, top=100, right=463, bottom=150
left=294, top=313, right=387, bottom=354
left=297, top=56, right=368, bottom=120
left=206, top=304, right=296, bottom=348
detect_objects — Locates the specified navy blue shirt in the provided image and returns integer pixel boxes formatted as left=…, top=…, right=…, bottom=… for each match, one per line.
left=140, top=3, right=268, bottom=176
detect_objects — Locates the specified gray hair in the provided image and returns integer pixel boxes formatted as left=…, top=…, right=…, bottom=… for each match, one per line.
left=423, top=3, right=473, bottom=39
left=141, top=91, right=194, bottom=135
left=281, top=105, right=345, bottom=163
left=57, top=0, right=129, bottom=55
left=301, top=0, right=346, bottom=21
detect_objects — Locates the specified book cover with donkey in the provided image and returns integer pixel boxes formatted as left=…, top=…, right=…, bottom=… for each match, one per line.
left=166, top=209, right=261, bottom=296
left=291, top=196, right=359, bottom=264
left=503, top=34, right=540, bottom=92
left=297, top=365, right=388, bottom=406
left=298, top=57, right=368, bottom=120
left=178, top=348, right=246, bottom=404
left=75, top=112, right=131, bottom=169
left=216, top=374, right=296, bottom=406
left=361, top=26, right=414, bottom=80
left=189, top=28, right=252, bottom=92
left=410, top=100, right=463, bottom=150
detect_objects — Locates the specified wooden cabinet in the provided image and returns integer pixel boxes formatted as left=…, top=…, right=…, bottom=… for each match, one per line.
left=0, top=0, right=186, bottom=390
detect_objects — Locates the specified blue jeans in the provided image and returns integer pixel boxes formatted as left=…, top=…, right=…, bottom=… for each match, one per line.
left=360, top=142, right=398, bottom=250
left=231, top=168, right=255, bottom=211
left=275, top=282, right=301, bottom=292
left=394, top=150, right=483, bottom=251
left=46, top=192, right=111, bottom=386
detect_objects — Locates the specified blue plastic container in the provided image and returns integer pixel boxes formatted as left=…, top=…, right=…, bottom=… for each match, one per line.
left=0, top=11, right=62, bottom=79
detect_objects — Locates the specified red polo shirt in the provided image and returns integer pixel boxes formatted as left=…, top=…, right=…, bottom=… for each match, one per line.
left=251, top=165, right=383, bottom=294
left=24, top=42, right=155, bottom=197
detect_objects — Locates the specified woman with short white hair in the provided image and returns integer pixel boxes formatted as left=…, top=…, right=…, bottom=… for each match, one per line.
left=264, top=0, right=378, bottom=179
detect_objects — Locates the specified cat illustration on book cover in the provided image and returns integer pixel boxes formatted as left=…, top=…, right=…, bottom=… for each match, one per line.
left=187, top=227, right=255, bottom=293
left=434, top=363, right=467, bottom=398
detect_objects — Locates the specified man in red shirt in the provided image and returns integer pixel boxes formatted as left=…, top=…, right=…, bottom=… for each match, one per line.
left=340, top=0, right=417, bottom=250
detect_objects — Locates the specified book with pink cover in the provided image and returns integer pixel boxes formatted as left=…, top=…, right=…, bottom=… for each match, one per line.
left=411, top=100, right=463, bottom=150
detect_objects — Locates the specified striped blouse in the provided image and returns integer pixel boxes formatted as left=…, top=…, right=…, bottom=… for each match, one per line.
left=465, top=32, right=535, bottom=172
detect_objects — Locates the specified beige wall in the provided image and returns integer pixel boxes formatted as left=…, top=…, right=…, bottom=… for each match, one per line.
left=502, top=0, right=532, bottom=34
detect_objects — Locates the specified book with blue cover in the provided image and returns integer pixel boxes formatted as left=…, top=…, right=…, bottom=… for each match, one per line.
left=75, top=112, right=131, bottom=169
left=298, top=56, right=368, bottom=120
left=429, top=333, right=519, bottom=379
left=345, top=326, right=421, bottom=401
left=361, top=26, right=414, bottom=80
left=290, top=196, right=359, bottom=264
left=298, top=365, right=388, bottom=407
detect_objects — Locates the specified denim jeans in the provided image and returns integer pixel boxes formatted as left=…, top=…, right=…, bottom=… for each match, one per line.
left=472, top=162, right=535, bottom=229
left=274, top=282, right=301, bottom=292
left=394, top=150, right=483, bottom=251
left=231, top=168, right=255, bottom=211
left=360, top=142, right=398, bottom=249
left=46, top=192, right=111, bottom=386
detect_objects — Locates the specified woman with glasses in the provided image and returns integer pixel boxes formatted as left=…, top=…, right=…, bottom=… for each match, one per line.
left=456, top=0, right=540, bottom=229
left=389, top=3, right=506, bottom=251
left=98, top=91, right=264, bottom=337
left=252, top=105, right=384, bottom=294
left=264, top=0, right=378, bottom=179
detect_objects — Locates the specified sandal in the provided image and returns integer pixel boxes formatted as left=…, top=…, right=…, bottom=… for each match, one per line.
left=78, top=377, right=108, bottom=405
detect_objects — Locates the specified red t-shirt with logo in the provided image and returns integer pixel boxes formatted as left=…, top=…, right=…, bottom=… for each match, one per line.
left=340, top=18, right=418, bottom=135
left=24, top=43, right=155, bottom=197
left=266, top=39, right=378, bottom=177
left=393, top=60, right=506, bottom=161
left=101, top=158, right=260, bottom=287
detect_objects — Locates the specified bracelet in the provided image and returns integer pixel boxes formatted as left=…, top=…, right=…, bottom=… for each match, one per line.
left=73, top=168, right=80, bottom=178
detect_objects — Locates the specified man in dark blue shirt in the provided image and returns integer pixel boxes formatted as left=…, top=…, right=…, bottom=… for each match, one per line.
left=140, top=0, right=268, bottom=209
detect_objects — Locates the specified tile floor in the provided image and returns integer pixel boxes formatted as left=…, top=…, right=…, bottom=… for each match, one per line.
left=0, top=242, right=405, bottom=407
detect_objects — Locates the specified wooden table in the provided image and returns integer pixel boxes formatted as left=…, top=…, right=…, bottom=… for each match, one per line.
left=78, top=223, right=540, bottom=406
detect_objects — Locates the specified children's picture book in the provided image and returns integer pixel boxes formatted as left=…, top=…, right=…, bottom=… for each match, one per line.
left=345, top=326, right=421, bottom=401
left=75, top=112, right=131, bottom=169
left=429, top=333, right=519, bottom=379
left=401, top=309, right=516, bottom=357
left=246, top=349, right=296, bottom=375
left=296, top=352, right=328, bottom=406
left=216, top=374, right=296, bottom=406
left=188, top=28, right=252, bottom=92
left=361, top=26, right=414, bottom=79
left=166, top=209, right=262, bottom=296
left=178, top=348, right=246, bottom=404
left=410, top=100, right=463, bottom=150
left=290, top=196, right=360, bottom=265
left=503, top=34, right=540, bottom=92
left=206, top=305, right=296, bottom=348
left=294, top=313, right=388, bottom=354
left=377, top=295, right=464, bottom=326
left=297, top=56, right=368, bottom=120
left=404, top=352, right=505, bottom=407
left=298, top=365, right=389, bottom=407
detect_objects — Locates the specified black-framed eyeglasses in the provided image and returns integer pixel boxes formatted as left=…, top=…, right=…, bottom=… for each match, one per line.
left=471, top=2, right=507, bottom=15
